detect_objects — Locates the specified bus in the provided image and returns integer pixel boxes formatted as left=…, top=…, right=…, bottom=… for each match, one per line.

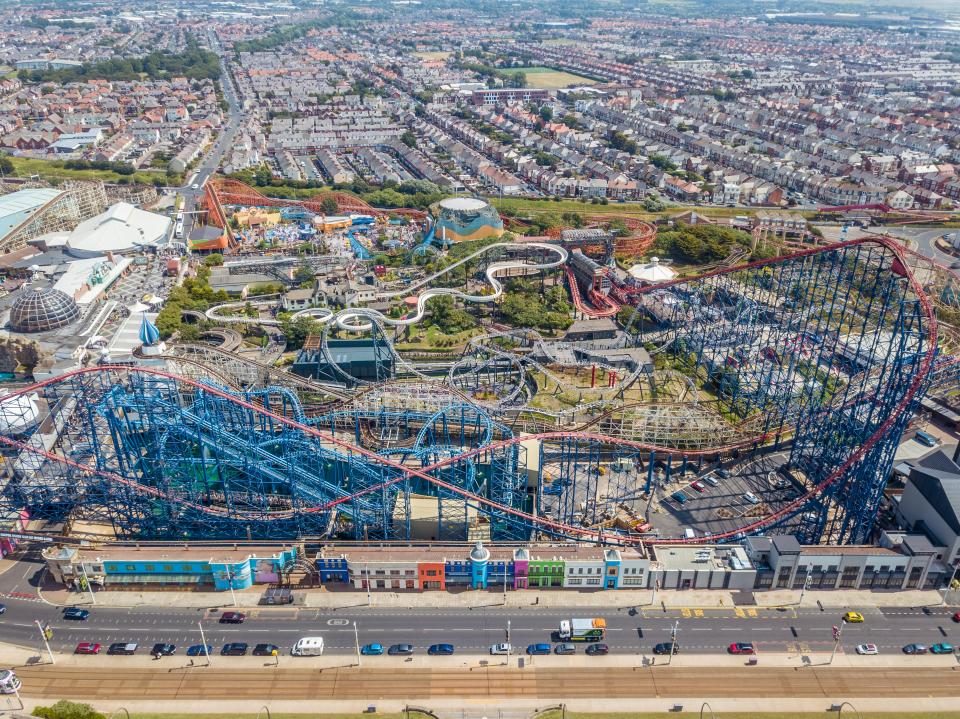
left=175, top=220, right=184, bottom=239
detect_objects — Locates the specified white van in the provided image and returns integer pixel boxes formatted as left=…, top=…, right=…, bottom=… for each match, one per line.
left=291, top=636, right=325, bottom=656
left=683, top=528, right=696, bottom=539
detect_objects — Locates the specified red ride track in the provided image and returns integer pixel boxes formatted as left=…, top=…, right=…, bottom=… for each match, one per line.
left=0, top=237, right=938, bottom=545
left=564, top=265, right=620, bottom=318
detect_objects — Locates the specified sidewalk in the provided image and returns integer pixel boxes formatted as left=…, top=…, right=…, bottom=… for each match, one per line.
left=36, top=581, right=951, bottom=611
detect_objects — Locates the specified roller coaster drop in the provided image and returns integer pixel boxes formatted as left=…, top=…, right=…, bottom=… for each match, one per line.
left=0, top=238, right=950, bottom=546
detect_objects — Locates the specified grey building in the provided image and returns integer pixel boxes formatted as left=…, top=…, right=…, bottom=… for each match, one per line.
left=896, top=450, right=960, bottom=570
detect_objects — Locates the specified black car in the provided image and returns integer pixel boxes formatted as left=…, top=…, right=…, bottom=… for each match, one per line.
left=107, top=642, right=138, bottom=655
left=151, top=643, right=176, bottom=656
left=219, top=611, right=246, bottom=624
left=253, top=643, right=279, bottom=656
left=0, top=604, right=6, bottom=615
left=221, top=642, right=248, bottom=656
left=586, top=643, right=609, bottom=656
left=427, top=643, right=454, bottom=656
left=63, top=607, right=90, bottom=621
left=388, top=643, right=414, bottom=655
left=653, top=642, right=679, bottom=655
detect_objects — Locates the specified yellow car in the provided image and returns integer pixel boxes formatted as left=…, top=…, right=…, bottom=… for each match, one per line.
left=844, top=611, right=864, bottom=623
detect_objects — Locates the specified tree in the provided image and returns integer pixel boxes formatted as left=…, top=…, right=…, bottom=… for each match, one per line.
left=280, top=315, right=322, bottom=350
left=426, top=294, right=475, bottom=334
left=33, top=700, right=105, bottom=719
left=538, top=105, right=553, bottom=122
left=400, top=130, right=417, bottom=148
left=294, top=263, right=315, bottom=283
left=320, top=196, right=339, bottom=215
left=155, top=304, right=182, bottom=339
left=0, top=154, right=12, bottom=176
left=203, top=253, right=224, bottom=266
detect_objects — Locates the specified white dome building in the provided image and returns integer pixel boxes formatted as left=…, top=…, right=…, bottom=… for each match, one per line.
left=66, top=202, right=172, bottom=258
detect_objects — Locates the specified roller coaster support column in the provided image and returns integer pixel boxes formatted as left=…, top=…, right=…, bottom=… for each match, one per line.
left=645, top=452, right=656, bottom=494
left=591, top=365, right=596, bottom=388
left=665, top=454, right=672, bottom=484
left=680, top=456, right=688, bottom=477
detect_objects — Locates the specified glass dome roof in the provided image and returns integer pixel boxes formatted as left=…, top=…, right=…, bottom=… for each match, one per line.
left=9, top=287, right=81, bottom=333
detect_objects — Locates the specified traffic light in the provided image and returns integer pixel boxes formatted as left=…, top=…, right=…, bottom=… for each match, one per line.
left=831, top=625, right=840, bottom=641
left=43, top=623, right=53, bottom=640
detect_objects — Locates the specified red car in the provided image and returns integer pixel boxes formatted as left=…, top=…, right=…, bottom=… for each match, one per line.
left=728, top=642, right=755, bottom=655
left=953, top=612, right=960, bottom=623
left=219, top=611, right=246, bottom=624
left=690, top=481, right=705, bottom=493
left=75, top=642, right=101, bottom=654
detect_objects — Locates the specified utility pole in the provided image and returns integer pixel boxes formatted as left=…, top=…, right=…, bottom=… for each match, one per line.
left=829, top=622, right=844, bottom=664
left=668, top=620, right=678, bottom=665
left=34, top=620, right=54, bottom=665
left=80, top=563, right=96, bottom=605
left=354, top=621, right=361, bottom=667
left=506, top=619, right=511, bottom=649
left=198, top=621, right=211, bottom=666
left=365, top=563, right=371, bottom=606
left=503, top=562, right=508, bottom=605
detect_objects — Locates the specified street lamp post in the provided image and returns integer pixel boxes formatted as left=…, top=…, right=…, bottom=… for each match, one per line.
left=668, top=620, right=679, bottom=665
left=34, top=620, right=54, bottom=664
left=225, top=565, right=237, bottom=607
left=798, top=574, right=812, bottom=606
left=503, top=563, right=508, bottom=605
left=354, top=621, right=361, bottom=667
left=829, top=621, right=845, bottom=665
left=80, top=564, right=96, bottom=605
left=940, top=562, right=960, bottom=606
left=198, top=620, right=212, bottom=666
left=365, top=563, right=371, bottom=606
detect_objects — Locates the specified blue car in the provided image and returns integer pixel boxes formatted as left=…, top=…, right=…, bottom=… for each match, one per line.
left=63, top=607, right=90, bottom=620
left=361, top=643, right=384, bottom=655
left=671, top=491, right=687, bottom=505
left=186, top=644, right=213, bottom=657
left=527, top=643, right=551, bottom=655
left=428, top=643, right=455, bottom=655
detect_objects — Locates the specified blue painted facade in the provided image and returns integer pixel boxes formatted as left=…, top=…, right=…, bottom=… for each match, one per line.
left=317, top=556, right=349, bottom=583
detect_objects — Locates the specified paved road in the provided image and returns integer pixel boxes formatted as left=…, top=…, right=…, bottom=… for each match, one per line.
left=1, top=577, right=957, bottom=657
left=14, top=664, right=960, bottom=700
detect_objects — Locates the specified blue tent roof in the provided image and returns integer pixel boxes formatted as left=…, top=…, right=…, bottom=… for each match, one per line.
left=139, top=314, right=161, bottom=346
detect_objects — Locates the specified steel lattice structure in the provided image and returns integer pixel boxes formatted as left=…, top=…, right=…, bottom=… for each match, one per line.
left=0, top=237, right=943, bottom=545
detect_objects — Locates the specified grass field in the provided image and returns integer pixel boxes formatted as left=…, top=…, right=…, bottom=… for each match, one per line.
left=513, top=66, right=598, bottom=89
left=413, top=51, right=452, bottom=61
left=6, top=156, right=168, bottom=186
left=488, top=196, right=808, bottom=220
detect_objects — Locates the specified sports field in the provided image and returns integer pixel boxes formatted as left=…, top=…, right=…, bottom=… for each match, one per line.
left=413, top=51, right=452, bottom=61
left=513, top=66, right=598, bottom=89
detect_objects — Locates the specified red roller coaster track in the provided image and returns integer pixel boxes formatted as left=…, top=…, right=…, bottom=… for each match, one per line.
left=0, top=236, right=939, bottom=545
left=563, top=265, right=620, bottom=318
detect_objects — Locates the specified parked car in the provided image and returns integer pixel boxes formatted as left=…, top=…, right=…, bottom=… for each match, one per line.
left=0, top=604, right=6, bottom=615
left=743, top=492, right=761, bottom=505
left=844, top=612, right=864, bottom=623
left=388, top=644, right=414, bottom=656
left=526, top=643, right=551, bottom=655
left=427, top=644, right=455, bottom=656
left=63, top=607, right=90, bottom=621
left=653, top=642, right=679, bottom=655
left=489, top=643, right=511, bottom=655
left=361, top=643, right=384, bottom=656
left=952, top=612, right=960, bottom=623
left=671, top=491, right=687, bottom=505
left=930, top=643, right=954, bottom=655
left=715, top=469, right=730, bottom=479
left=151, top=643, right=176, bottom=657
left=186, top=645, right=213, bottom=657
left=74, top=642, right=101, bottom=655
left=855, top=644, right=878, bottom=655
left=728, top=643, right=755, bottom=655
left=554, top=643, right=576, bottom=655
left=690, top=481, right=705, bottom=493
left=221, top=643, right=248, bottom=656
left=219, top=611, right=246, bottom=624
left=902, top=643, right=927, bottom=655
left=702, top=474, right=720, bottom=487
left=107, top=643, right=137, bottom=655
left=253, top=643, right=279, bottom=656
left=585, top=643, right=609, bottom=656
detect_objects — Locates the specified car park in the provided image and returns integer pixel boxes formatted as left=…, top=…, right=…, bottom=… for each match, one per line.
left=388, top=644, right=414, bottom=656
left=221, top=643, right=248, bottom=656
left=526, top=643, right=550, bottom=655
left=902, top=643, right=927, bottom=654
left=219, top=611, right=246, bottom=624
left=855, top=644, right=878, bottom=655
left=151, top=643, right=176, bottom=656
left=361, top=643, right=384, bottom=655
left=554, top=643, right=576, bottom=655
left=74, top=642, right=101, bottom=655
left=844, top=612, right=864, bottom=623
left=253, top=644, right=280, bottom=656
left=186, top=645, right=213, bottom=657
left=107, top=643, right=137, bottom=655
left=728, top=643, right=754, bottom=654
left=930, top=643, right=954, bottom=654
left=585, top=643, right=609, bottom=656
left=490, top=643, right=511, bottom=655
left=428, top=644, right=455, bottom=656
left=64, top=607, right=90, bottom=621
left=653, top=642, right=679, bottom=655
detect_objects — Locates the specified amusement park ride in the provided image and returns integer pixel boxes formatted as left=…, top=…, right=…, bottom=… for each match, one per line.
left=2, top=180, right=960, bottom=549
